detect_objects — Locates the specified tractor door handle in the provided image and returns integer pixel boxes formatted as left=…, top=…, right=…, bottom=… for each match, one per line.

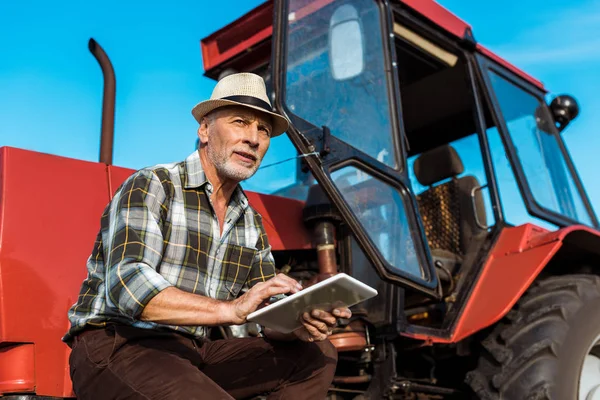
left=470, top=184, right=490, bottom=231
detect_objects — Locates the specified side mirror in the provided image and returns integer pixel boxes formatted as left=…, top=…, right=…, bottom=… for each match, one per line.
left=329, top=5, right=364, bottom=81
left=550, top=94, right=579, bottom=132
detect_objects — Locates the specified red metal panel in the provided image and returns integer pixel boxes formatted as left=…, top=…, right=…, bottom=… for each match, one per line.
left=201, top=1, right=274, bottom=73
left=477, top=45, right=545, bottom=92
left=402, top=2, right=544, bottom=91
left=449, top=241, right=558, bottom=342
left=246, top=192, right=312, bottom=250
left=0, top=147, right=110, bottom=397
left=527, top=223, right=600, bottom=248
left=403, top=224, right=569, bottom=343
left=200, top=1, right=545, bottom=92
left=400, top=0, right=470, bottom=39
left=0, top=344, right=35, bottom=393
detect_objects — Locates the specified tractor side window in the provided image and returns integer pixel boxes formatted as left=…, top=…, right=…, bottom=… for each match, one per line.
left=331, top=166, right=422, bottom=278
left=408, top=134, right=494, bottom=228
left=487, top=72, right=592, bottom=226
left=485, top=126, right=557, bottom=230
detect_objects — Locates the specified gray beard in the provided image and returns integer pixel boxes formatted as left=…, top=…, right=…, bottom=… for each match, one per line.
left=207, top=144, right=260, bottom=182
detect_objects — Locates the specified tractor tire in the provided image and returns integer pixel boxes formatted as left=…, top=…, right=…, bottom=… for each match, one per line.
left=466, top=274, right=600, bottom=400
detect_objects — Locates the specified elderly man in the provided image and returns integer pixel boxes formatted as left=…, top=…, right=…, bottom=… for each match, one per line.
left=64, top=73, right=351, bottom=400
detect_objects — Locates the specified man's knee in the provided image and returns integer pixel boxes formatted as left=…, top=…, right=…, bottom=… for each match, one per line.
left=316, top=339, right=338, bottom=365
left=297, top=339, right=338, bottom=374
left=296, top=339, right=338, bottom=393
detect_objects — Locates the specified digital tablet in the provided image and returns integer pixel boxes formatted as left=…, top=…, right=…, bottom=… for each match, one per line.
left=247, top=273, right=378, bottom=333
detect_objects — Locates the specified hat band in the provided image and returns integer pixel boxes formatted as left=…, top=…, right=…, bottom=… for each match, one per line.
left=221, top=95, right=272, bottom=113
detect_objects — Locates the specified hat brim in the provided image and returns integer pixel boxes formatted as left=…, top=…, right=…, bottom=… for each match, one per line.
left=191, top=99, right=289, bottom=137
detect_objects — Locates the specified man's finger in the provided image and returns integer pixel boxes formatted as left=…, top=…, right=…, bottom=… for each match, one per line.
left=302, top=312, right=330, bottom=335
left=332, top=307, right=352, bottom=319
left=272, top=273, right=302, bottom=291
left=261, top=274, right=302, bottom=293
left=252, top=280, right=297, bottom=299
left=264, top=285, right=295, bottom=298
left=240, top=283, right=292, bottom=311
left=310, top=309, right=337, bottom=327
left=300, top=320, right=328, bottom=341
left=247, top=286, right=291, bottom=308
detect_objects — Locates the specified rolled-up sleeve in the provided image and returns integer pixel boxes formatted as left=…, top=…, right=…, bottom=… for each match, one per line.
left=103, top=170, right=173, bottom=319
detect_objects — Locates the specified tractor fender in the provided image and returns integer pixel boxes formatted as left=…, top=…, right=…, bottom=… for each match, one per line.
left=404, top=223, right=600, bottom=344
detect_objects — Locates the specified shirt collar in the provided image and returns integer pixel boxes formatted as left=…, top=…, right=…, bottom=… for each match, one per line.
left=183, top=151, right=250, bottom=210
left=184, top=151, right=208, bottom=189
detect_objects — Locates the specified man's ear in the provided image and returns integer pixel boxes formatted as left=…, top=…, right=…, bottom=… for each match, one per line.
left=198, top=118, right=209, bottom=145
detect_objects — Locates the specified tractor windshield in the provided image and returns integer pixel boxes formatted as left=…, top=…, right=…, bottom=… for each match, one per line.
left=487, top=72, right=594, bottom=226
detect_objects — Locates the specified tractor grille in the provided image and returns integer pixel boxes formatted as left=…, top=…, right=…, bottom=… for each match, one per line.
left=416, top=181, right=462, bottom=256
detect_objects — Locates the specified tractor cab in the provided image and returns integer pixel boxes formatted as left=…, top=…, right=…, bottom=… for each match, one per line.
left=0, top=0, right=599, bottom=398
left=1, top=0, right=600, bottom=398
left=203, top=0, right=598, bottom=296
left=202, top=1, right=600, bottom=396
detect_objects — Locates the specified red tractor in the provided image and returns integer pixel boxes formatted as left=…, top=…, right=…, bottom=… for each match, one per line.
left=0, top=0, right=599, bottom=399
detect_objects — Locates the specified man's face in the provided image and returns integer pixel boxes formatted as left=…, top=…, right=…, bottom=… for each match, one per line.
left=199, top=106, right=272, bottom=182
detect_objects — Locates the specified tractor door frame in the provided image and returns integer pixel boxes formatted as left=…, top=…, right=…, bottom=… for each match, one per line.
left=387, top=2, right=506, bottom=231
left=386, top=4, right=510, bottom=338
left=271, top=0, right=441, bottom=298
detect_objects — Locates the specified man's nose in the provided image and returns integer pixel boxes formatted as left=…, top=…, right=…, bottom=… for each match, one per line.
left=243, top=123, right=260, bottom=147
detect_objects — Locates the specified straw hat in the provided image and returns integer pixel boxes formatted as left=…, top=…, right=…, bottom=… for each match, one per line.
left=191, top=73, right=289, bottom=137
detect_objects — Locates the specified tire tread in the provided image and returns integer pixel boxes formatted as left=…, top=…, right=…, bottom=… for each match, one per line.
left=466, top=274, right=600, bottom=399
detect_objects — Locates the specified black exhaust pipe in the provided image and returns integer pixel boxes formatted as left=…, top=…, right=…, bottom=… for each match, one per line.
left=88, top=38, right=116, bottom=165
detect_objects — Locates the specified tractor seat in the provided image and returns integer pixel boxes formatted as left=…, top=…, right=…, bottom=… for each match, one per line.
left=413, top=145, right=487, bottom=273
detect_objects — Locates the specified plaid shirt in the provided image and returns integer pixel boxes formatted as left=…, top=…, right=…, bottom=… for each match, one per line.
left=63, top=151, right=276, bottom=343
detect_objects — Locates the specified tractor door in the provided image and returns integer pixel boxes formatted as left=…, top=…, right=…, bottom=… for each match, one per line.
left=271, top=0, right=440, bottom=297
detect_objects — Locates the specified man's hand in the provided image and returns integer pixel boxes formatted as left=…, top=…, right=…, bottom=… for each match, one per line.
left=225, top=274, right=302, bottom=325
left=294, top=307, right=352, bottom=342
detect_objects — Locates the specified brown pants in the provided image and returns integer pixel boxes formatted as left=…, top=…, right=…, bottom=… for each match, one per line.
left=69, top=324, right=337, bottom=400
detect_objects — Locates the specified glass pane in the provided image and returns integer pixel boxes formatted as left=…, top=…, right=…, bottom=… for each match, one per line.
left=286, top=0, right=396, bottom=167
left=565, top=166, right=592, bottom=225
left=331, top=166, right=422, bottom=277
left=486, top=127, right=558, bottom=230
left=408, top=134, right=495, bottom=228
left=488, top=71, right=592, bottom=226
left=240, top=67, right=314, bottom=200
left=243, top=132, right=315, bottom=201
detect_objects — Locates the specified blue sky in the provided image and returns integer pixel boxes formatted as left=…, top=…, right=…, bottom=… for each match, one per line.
left=1, top=0, right=599, bottom=214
